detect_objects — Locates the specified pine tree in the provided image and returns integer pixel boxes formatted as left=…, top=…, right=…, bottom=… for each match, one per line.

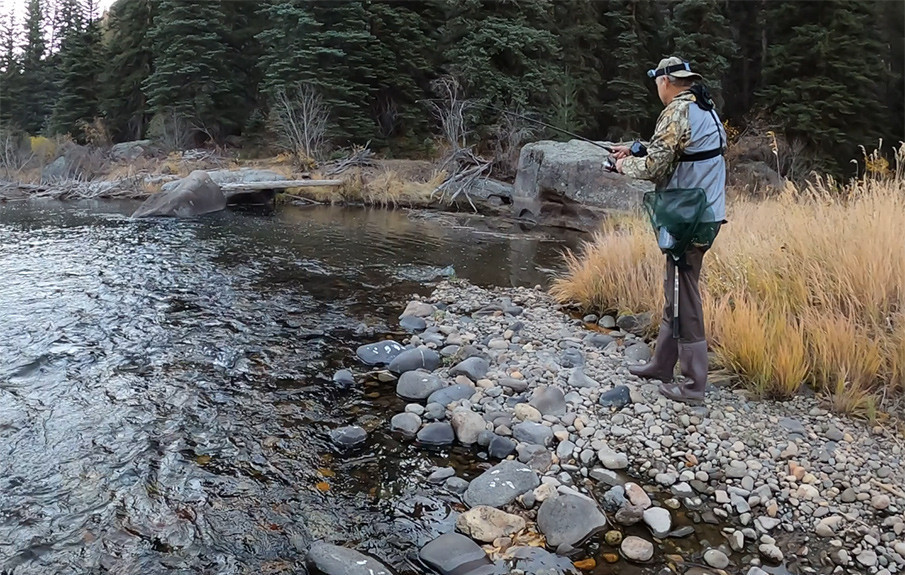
left=306, top=0, right=380, bottom=143
left=50, top=4, right=103, bottom=139
left=141, top=0, right=236, bottom=146
left=366, top=0, right=439, bottom=144
left=101, top=0, right=155, bottom=141
left=723, top=0, right=766, bottom=120
left=0, top=12, right=19, bottom=125
left=667, top=0, right=737, bottom=110
left=255, top=0, right=320, bottom=98
left=552, top=0, right=606, bottom=135
left=600, top=0, right=659, bottom=140
left=439, top=0, right=561, bottom=130
left=758, top=0, right=888, bottom=171
left=19, top=0, right=53, bottom=134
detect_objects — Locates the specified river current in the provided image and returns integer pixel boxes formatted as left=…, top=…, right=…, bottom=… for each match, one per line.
left=0, top=200, right=577, bottom=575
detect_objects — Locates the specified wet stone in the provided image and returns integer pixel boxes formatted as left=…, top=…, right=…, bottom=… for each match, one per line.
left=330, top=426, right=367, bottom=448
left=704, top=549, right=730, bottom=569
left=356, top=340, right=404, bottom=366
left=390, top=413, right=421, bottom=437
left=598, top=385, right=632, bottom=409
left=332, top=369, right=355, bottom=388
left=388, top=347, right=440, bottom=374
left=307, top=542, right=394, bottom=575
left=464, top=460, right=540, bottom=508
left=396, top=371, right=444, bottom=401
left=424, top=402, right=446, bottom=421
left=537, top=491, right=608, bottom=548
left=621, top=536, right=654, bottom=562
left=428, top=467, right=455, bottom=483
left=444, top=477, right=469, bottom=494
left=419, top=533, right=495, bottom=575
left=417, top=422, right=455, bottom=447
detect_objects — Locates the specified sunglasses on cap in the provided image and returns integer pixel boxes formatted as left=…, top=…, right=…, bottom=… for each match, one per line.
left=647, top=61, right=693, bottom=78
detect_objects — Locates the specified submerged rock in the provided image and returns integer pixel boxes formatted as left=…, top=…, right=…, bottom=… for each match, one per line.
left=330, top=426, right=367, bottom=448
left=307, top=542, right=395, bottom=575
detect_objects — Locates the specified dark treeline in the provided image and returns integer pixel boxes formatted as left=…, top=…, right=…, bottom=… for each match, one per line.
left=0, top=0, right=903, bottom=176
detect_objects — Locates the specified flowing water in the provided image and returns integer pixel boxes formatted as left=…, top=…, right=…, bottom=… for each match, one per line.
left=0, top=200, right=581, bottom=575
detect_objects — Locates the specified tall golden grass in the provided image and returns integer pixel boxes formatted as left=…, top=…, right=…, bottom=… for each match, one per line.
left=550, top=143, right=905, bottom=417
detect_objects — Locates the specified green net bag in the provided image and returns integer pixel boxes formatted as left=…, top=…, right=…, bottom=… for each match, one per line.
left=641, top=188, right=708, bottom=260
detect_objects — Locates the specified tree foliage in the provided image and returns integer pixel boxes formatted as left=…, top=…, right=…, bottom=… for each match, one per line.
left=0, top=0, right=900, bottom=176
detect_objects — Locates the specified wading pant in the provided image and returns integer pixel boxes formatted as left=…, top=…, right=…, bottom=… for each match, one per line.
left=662, top=245, right=707, bottom=344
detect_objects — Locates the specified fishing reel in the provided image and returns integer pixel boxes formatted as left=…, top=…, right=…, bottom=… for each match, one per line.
left=604, top=157, right=617, bottom=172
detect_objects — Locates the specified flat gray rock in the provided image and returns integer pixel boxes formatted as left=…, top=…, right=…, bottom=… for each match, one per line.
left=427, top=383, right=475, bottom=407
left=388, top=347, right=440, bottom=374
left=332, top=369, right=355, bottom=387
left=488, top=435, right=516, bottom=459
left=307, top=542, right=395, bottom=575
left=464, top=460, right=540, bottom=508
left=400, top=315, right=427, bottom=333
left=419, top=533, right=494, bottom=575
left=537, top=491, right=608, bottom=548
left=356, top=340, right=404, bottom=366
left=529, top=386, right=566, bottom=416
left=508, top=546, right=581, bottom=574
left=512, top=421, right=554, bottom=446
left=396, top=371, right=444, bottom=401
left=448, top=357, right=490, bottom=382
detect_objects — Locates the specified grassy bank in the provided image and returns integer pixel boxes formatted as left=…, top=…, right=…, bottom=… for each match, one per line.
left=550, top=145, right=905, bottom=418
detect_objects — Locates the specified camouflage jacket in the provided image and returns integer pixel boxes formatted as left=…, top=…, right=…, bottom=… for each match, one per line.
left=620, top=92, right=695, bottom=186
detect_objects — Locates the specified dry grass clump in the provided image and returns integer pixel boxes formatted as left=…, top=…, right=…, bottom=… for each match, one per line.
left=550, top=143, right=905, bottom=418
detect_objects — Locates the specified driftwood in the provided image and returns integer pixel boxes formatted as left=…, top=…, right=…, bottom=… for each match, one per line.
left=220, top=179, right=342, bottom=191
left=323, top=143, right=374, bottom=177
left=1, top=178, right=148, bottom=201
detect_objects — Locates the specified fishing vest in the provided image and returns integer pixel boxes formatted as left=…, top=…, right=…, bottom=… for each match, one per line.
left=663, top=93, right=727, bottom=223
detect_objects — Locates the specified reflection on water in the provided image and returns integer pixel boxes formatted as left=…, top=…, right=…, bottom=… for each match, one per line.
left=0, top=200, right=579, bottom=574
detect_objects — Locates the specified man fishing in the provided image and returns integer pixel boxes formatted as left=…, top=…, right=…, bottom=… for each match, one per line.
left=611, top=57, right=727, bottom=404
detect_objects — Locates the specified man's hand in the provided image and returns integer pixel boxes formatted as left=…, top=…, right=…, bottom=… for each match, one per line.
left=609, top=145, right=631, bottom=159
left=615, top=157, right=626, bottom=173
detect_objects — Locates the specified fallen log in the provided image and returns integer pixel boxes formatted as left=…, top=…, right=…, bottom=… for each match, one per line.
left=220, top=179, right=342, bottom=191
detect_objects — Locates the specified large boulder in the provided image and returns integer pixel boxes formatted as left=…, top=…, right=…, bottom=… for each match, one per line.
left=110, top=139, right=153, bottom=162
left=132, top=170, right=226, bottom=218
left=511, top=139, right=653, bottom=231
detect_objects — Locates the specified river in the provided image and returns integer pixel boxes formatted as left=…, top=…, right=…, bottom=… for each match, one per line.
left=0, top=200, right=581, bottom=575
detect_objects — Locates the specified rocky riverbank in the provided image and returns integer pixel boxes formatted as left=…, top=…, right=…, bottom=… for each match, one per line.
left=320, top=280, right=905, bottom=575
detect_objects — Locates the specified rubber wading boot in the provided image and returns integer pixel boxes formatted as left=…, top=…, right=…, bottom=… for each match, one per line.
left=628, top=321, right=678, bottom=383
left=658, top=340, right=709, bottom=404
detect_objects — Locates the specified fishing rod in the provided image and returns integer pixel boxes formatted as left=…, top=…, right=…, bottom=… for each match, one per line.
left=479, top=103, right=616, bottom=154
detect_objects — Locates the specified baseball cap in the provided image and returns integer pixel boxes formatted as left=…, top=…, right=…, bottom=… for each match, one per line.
left=647, top=57, right=703, bottom=82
